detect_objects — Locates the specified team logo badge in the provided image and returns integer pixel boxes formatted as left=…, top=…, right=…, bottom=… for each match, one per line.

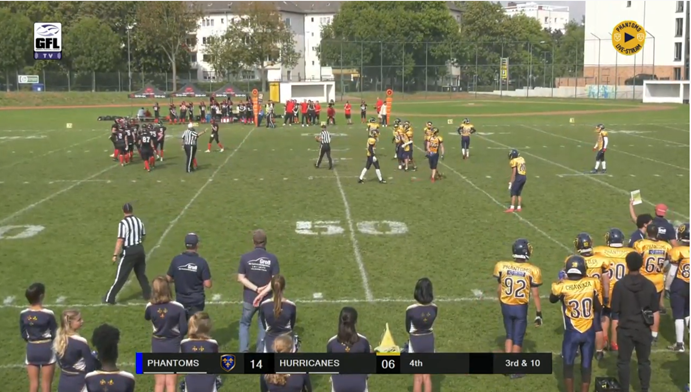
left=220, top=354, right=236, bottom=372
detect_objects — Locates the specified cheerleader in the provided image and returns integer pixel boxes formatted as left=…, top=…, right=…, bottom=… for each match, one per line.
left=260, top=334, right=312, bottom=392
left=405, top=278, right=437, bottom=392
left=84, top=324, right=135, bottom=392
left=145, top=276, right=187, bottom=392
left=20, top=283, right=57, bottom=392
left=180, top=312, right=219, bottom=392
left=54, top=309, right=98, bottom=392
left=258, top=275, right=296, bottom=353
left=326, top=307, right=371, bottom=392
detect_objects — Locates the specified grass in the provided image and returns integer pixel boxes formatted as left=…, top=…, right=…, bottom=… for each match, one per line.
left=0, top=100, right=688, bottom=391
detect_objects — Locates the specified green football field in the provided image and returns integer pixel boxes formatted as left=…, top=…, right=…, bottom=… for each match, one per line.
left=0, top=98, right=688, bottom=391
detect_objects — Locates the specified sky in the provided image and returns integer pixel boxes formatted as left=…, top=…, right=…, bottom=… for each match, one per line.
left=501, top=1, right=586, bottom=22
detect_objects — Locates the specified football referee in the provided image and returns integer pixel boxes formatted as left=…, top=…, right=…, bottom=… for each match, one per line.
left=182, top=123, right=205, bottom=173
left=315, top=125, right=333, bottom=170
left=103, top=203, right=151, bottom=304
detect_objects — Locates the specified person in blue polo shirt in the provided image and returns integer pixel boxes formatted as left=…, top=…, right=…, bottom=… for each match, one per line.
left=628, top=213, right=652, bottom=248
left=166, top=233, right=212, bottom=319
left=237, top=229, right=280, bottom=353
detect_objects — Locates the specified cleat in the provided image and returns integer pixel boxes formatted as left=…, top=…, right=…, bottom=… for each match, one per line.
left=609, top=343, right=619, bottom=351
left=595, top=351, right=604, bottom=361
left=669, top=343, right=685, bottom=352
left=601, top=169, right=607, bottom=173
left=379, top=180, right=387, bottom=184
left=205, top=150, right=210, bottom=153
left=220, top=148, right=224, bottom=152
left=504, top=208, right=515, bottom=213
left=652, top=336, right=658, bottom=345
left=358, top=179, right=364, bottom=184
left=516, top=207, right=522, bottom=212
left=590, top=169, right=598, bottom=174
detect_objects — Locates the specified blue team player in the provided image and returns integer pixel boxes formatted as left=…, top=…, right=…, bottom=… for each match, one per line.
left=551, top=255, right=602, bottom=392
left=259, top=275, right=297, bottom=353
left=20, top=283, right=58, bottom=392
left=180, top=312, right=219, bottom=392
left=405, top=278, right=437, bottom=392
left=145, top=276, right=188, bottom=391
left=668, top=223, right=690, bottom=352
left=53, top=309, right=99, bottom=392
left=84, top=324, right=135, bottom=392
left=327, top=307, right=372, bottom=392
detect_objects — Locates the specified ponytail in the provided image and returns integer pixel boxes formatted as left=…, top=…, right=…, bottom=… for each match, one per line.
left=271, top=275, right=286, bottom=319
left=264, top=335, right=293, bottom=385
left=53, top=309, right=81, bottom=358
left=337, top=307, right=360, bottom=347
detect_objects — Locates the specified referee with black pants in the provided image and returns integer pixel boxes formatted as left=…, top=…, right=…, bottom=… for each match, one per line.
left=182, top=123, right=205, bottom=173
left=103, top=203, right=151, bottom=304
left=315, top=125, right=333, bottom=170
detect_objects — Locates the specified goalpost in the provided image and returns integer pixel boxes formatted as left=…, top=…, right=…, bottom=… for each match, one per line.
left=278, top=81, right=336, bottom=102
left=642, top=80, right=690, bottom=104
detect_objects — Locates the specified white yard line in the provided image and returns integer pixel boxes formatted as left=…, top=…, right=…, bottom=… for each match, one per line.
left=662, top=125, right=689, bottom=133
left=614, top=131, right=689, bottom=147
left=117, top=127, right=257, bottom=297
left=477, top=134, right=689, bottom=220
left=0, top=164, right=118, bottom=225
left=414, top=146, right=571, bottom=253
left=332, top=169, right=374, bottom=302
left=523, top=125, right=689, bottom=172
left=0, top=134, right=104, bottom=170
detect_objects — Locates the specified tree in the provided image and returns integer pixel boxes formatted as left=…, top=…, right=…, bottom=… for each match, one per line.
left=64, top=17, right=120, bottom=91
left=553, top=21, right=585, bottom=78
left=0, top=8, right=32, bottom=91
left=204, top=35, right=243, bottom=81
left=216, top=2, right=299, bottom=91
left=134, top=2, right=201, bottom=91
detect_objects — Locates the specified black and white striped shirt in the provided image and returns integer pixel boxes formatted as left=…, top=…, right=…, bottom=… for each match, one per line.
left=182, top=129, right=199, bottom=146
left=320, top=129, right=331, bottom=145
left=117, top=215, right=145, bottom=248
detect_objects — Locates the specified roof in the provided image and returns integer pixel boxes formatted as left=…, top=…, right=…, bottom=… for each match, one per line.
left=202, top=1, right=461, bottom=15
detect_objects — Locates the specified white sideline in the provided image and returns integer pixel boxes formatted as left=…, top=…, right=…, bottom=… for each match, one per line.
left=332, top=169, right=374, bottom=302
left=482, top=131, right=689, bottom=221
left=0, top=134, right=104, bottom=170
left=414, top=145, right=571, bottom=253
left=615, top=132, right=689, bottom=147
left=116, top=127, right=257, bottom=297
left=522, top=125, right=689, bottom=172
left=0, top=164, right=118, bottom=226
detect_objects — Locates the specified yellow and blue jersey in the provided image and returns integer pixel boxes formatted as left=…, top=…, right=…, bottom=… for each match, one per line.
left=551, top=277, right=602, bottom=333
left=510, top=157, right=526, bottom=177
left=493, top=261, right=542, bottom=306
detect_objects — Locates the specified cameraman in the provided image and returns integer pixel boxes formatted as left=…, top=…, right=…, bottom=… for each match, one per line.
left=610, top=252, right=659, bottom=392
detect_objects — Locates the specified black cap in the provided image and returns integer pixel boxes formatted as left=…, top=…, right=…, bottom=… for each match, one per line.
left=185, top=233, right=199, bottom=248
left=122, top=203, right=134, bottom=213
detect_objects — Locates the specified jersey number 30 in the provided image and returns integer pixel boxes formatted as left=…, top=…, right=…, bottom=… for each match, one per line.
left=567, top=298, right=593, bottom=318
left=503, top=277, right=527, bottom=298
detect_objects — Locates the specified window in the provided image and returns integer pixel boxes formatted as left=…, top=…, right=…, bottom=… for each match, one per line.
left=676, top=18, right=684, bottom=36
left=221, top=18, right=224, bottom=24
left=284, top=18, right=291, bottom=27
left=311, top=32, right=314, bottom=37
left=202, top=37, right=206, bottom=44
left=312, top=61, right=315, bottom=65
left=544, top=17, right=548, bottom=23
left=311, top=17, right=314, bottom=22
left=677, top=1, right=684, bottom=12
left=312, top=46, right=318, bottom=51
left=203, top=54, right=211, bottom=62
left=210, top=19, right=214, bottom=26
left=242, top=70, right=254, bottom=80
left=320, top=17, right=330, bottom=24
left=626, top=1, right=631, bottom=7
left=287, top=70, right=292, bottom=80
left=675, top=42, right=682, bottom=60
left=674, top=67, right=682, bottom=80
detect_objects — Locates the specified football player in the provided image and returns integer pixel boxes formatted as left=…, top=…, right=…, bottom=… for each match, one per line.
left=358, top=129, right=386, bottom=184
left=457, top=118, right=476, bottom=160
left=634, top=223, right=672, bottom=342
left=404, top=126, right=417, bottom=171
left=667, top=223, right=689, bottom=352
left=506, top=150, right=527, bottom=213
left=590, top=124, right=608, bottom=174
left=391, top=119, right=401, bottom=159
left=551, top=255, right=602, bottom=392
left=492, top=239, right=543, bottom=370
left=367, top=117, right=379, bottom=135
left=568, top=233, right=610, bottom=360
left=423, top=122, right=433, bottom=152
left=426, top=128, right=444, bottom=182
left=206, top=119, right=224, bottom=153
left=593, top=229, right=633, bottom=352
left=139, top=127, right=156, bottom=172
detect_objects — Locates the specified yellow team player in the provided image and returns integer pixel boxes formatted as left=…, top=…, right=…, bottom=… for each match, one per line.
left=568, top=233, right=610, bottom=360
left=457, top=118, right=476, bottom=160
left=634, top=223, right=672, bottom=343
left=423, top=122, right=433, bottom=151
left=492, top=239, right=543, bottom=365
left=590, top=123, right=609, bottom=174
left=426, top=128, right=444, bottom=182
left=395, top=126, right=406, bottom=165
left=506, top=149, right=527, bottom=213
left=551, top=255, right=602, bottom=392
left=391, top=118, right=402, bottom=159
left=593, top=228, right=632, bottom=352
left=358, top=128, right=386, bottom=184
left=668, top=223, right=690, bottom=352
left=404, top=126, right=417, bottom=171
left=367, top=117, right=379, bottom=136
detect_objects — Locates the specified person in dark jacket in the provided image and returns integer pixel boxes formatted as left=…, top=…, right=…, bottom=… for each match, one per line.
left=610, top=252, right=660, bottom=392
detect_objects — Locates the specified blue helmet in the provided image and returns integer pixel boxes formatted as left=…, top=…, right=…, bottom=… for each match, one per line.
left=565, top=255, right=587, bottom=276
left=512, top=238, right=533, bottom=260
left=678, top=223, right=690, bottom=243
left=605, top=228, right=625, bottom=246
left=508, top=149, right=519, bottom=160
left=574, top=233, right=593, bottom=254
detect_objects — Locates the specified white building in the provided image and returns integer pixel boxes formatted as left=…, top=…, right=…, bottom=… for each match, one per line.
left=190, top=1, right=464, bottom=84
left=584, top=1, right=689, bottom=84
left=504, top=2, right=570, bottom=32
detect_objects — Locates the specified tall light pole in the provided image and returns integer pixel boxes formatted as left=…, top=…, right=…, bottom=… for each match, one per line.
left=127, top=24, right=136, bottom=92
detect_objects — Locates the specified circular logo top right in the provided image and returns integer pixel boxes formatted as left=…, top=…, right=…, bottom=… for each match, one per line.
left=612, top=20, right=646, bottom=56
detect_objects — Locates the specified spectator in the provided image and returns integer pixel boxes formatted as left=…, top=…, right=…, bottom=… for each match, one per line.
left=327, top=307, right=371, bottom=392
left=260, top=334, right=312, bottom=392
left=628, top=211, right=652, bottom=248
left=610, top=252, right=659, bottom=392
left=237, top=229, right=280, bottom=353
left=257, top=275, right=296, bottom=353
left=166, top=234, right=212, bottom=319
